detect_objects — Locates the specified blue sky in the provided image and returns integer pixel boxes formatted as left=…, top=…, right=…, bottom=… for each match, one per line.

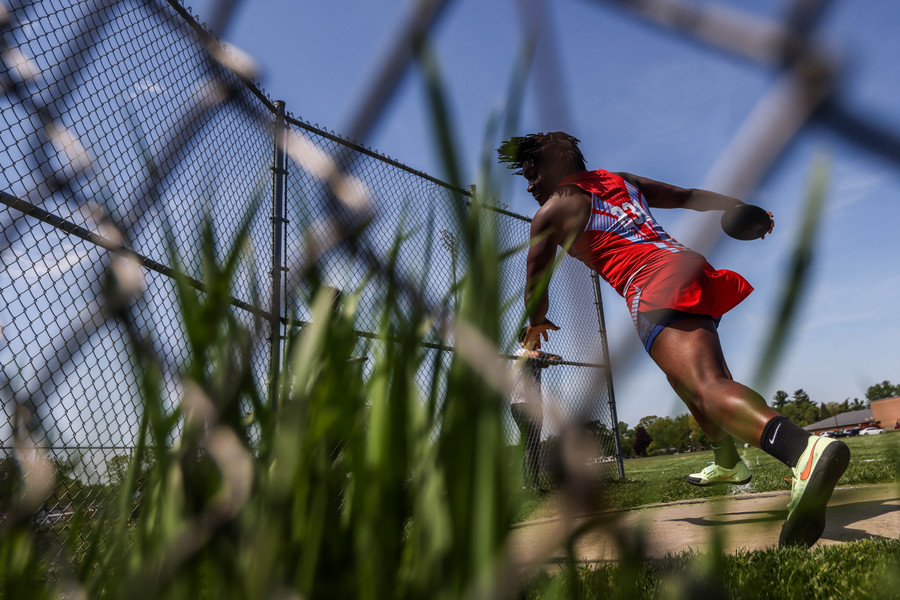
left=188, top=0, right=900, bottom=429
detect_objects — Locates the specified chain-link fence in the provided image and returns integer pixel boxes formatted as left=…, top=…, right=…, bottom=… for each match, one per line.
left=0, top=0, right=620, bottom=548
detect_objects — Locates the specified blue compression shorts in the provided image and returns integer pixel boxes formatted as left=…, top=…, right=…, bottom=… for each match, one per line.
left=635, top=309, right=721, bottom=353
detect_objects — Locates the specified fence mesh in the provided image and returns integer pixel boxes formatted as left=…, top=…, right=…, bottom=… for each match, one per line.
left=0, top=0, right=620, bottom=549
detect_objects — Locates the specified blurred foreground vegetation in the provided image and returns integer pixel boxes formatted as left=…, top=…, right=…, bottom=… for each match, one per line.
left=2, top=202, right=897, bottom=599
left=0, top=155, right=897, bottom=600
left=0, top=199, right=568, bottom=598
left=527, top=538, right=900, bottom=600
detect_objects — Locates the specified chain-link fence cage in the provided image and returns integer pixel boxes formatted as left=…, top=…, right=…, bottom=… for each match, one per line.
left=0, top=0, right=621, bottom=552
left=278, top=123, right=621, bottom=484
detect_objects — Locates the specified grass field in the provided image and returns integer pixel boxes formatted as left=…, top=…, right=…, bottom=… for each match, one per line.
left=606, top=432, right=900, bottom=509
left=520, top=432, right=899, bottom=520
left=517, top=433, right=900, bottom=598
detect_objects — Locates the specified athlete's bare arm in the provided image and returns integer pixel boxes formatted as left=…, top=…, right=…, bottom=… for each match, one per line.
left=617, top=172, right=774, bottom=238
left=523, top=204, right=561, bottom=349
left=616, top=172, right=742, bottom=211
left=523, top=187, right=590, bottom=349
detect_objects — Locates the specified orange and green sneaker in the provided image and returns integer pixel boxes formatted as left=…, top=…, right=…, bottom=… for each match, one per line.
left=779, top=436, right=850, bottom=548
left=686, top=460, right=752, bottom=487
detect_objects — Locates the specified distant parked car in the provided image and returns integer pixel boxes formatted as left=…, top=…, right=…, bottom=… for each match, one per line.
left=842, top=428, right=861, bottom=437
left=859, top=427, right=885, bottom=435
left=820, top=431, right=838, bottom=438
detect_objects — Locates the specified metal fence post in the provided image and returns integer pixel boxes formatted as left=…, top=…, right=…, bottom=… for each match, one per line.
left=270, top=100, right=288, bottom=404
left=590, top=271, right=625, bottom=478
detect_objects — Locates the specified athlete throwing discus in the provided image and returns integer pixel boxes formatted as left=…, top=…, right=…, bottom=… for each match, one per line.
left=498, top=132, right=849, bottom=548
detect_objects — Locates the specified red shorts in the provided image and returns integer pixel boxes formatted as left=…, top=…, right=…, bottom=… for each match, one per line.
left=624, top=251, right=753, bottom=321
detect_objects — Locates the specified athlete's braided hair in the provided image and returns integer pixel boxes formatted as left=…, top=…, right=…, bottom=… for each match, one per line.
left=496, top=131, right=586, bottom=175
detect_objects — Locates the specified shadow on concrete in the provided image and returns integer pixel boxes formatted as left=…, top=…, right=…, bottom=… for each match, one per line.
left=663, top=508, right=785, bottom=528
left=822, top=498, right=900, bottom=543
left=662, top=495, right=899, bottom=542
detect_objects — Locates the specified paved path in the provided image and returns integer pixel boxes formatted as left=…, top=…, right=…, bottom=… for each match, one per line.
left=509, top=483, right=899, bottom=564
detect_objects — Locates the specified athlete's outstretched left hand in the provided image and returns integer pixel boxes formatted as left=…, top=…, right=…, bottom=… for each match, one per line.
left=524, top=320, right=560, bottom=350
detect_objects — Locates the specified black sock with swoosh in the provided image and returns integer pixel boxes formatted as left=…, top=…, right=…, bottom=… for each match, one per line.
left=760, top=415, right=811, bottom=468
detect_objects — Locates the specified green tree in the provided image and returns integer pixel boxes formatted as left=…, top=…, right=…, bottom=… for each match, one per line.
left=865, top=380, right=900, bottom=405
left=645, top=417, right=676, bottom=453
left=817, top=401, right=846, bottom=421
left=633, top=425, right=651, bottom=457
left=772, top=390, right=789, bottom=409
left=673, top=414, right=693, bottom=451
left=617, top=422, right=635, bottom=458
left=638, top=415, right=660, bottom=431
left=780, top=389, right=818, bottom=426
left=638, top=415, right=663, bottom=456
left=688, top=415, right=709, bottom=449
left=106, top=455, right=131, bottom=485
left=792, top=389, right=811, bottom=404
left=644, top=415, right=693, bottom=454
left=586, top=419, right=615, bottom=452
left=0, top=457, right=22, bottom=513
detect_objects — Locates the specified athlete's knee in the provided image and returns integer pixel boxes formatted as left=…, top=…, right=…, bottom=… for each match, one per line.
left=666, top=374, right=694, bottom=404
left=684, top=375, right=733, bottom=415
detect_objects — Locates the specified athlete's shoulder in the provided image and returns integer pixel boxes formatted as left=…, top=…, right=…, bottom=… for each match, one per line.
left=560, top=169, right=604, bottom=186
left=537, top=190, right=590, bottom=244
left=559, top=169, right=626, bottom=193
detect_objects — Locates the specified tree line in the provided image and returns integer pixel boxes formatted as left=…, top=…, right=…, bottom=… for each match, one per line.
left=615, top=379, right=899, bottom=458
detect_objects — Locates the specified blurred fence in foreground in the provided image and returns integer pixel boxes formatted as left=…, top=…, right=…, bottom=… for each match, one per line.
left=0, top=0, right=621, bottom=547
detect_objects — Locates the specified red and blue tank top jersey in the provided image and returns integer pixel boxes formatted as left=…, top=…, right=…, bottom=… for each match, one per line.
left=559, top=169, right=691, bottom=296
left=557, top=169, right=753, bottom=318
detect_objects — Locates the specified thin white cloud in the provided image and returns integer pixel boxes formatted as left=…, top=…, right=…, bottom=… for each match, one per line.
left=4, top=244, right=92, bottom=282
left=794, top=271, right=900, bottom=338
left=128, top=79, right=167, bottom=101
left=825, top=163, right=898, bottom=213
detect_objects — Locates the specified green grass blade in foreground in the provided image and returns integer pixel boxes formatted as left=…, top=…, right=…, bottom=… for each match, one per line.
left=480, top=36, right=533, bottom=195
left=417, top=44, right=533, bottom=595
left=753, top=156, right=828, bottom=391
left=416, top=41, right=464, bottom=194
left=524, top=538, right=900, bottom=600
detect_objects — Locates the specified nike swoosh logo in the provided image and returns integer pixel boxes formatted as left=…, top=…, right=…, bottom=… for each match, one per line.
left=717, top=474, right=736, bottom=480
left=769, top=423, right=782, bottom=445
left=799, top=439, right=821, bottom=481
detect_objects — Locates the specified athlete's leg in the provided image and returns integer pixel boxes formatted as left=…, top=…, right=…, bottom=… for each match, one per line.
left=511, top=403, right=542, bottom=489
left=649, top=316, right=775, bottom=445
left=667, top=378, right=741, bottom=467
left=649, top=316, right=850, bottom=546
left=649, top=316, right=756, bottom=485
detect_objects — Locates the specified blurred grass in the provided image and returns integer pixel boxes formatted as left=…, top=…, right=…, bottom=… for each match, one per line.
left=523, top=538, right=900, bottom=600
left=0, top=193, right=538, bottom=598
